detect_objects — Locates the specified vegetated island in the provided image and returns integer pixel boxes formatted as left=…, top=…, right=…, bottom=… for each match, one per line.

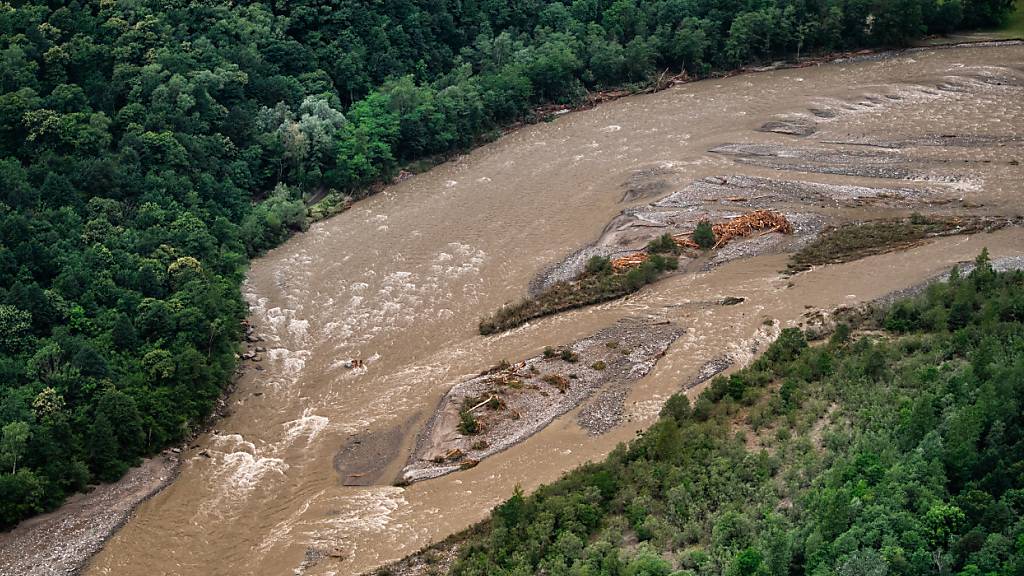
left=480, top=211, right=794, bottom=335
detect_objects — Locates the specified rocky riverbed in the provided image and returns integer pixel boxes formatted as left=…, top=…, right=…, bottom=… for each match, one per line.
left=400, top=318, right=684, bottom=483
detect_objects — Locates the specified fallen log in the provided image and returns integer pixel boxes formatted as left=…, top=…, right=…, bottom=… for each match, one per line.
left=467, top=395, right=495, bottom=413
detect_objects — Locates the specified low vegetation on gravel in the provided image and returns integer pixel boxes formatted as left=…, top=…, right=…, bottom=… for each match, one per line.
left=787, top=214, right=1007, bottom=272
left=479, top=255, right=677, bottom=335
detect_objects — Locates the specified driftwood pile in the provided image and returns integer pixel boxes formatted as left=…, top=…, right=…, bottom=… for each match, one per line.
left=710, top=210, right=793, bottom=249
left=611, top=253, right=650, bottom=271
left=610, top=210, right=792, bottom=271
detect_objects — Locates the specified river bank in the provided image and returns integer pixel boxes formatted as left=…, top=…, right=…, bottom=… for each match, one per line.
left=0, top=456, right=179, bottom=576
left=0, top=338, right=251, bottom=576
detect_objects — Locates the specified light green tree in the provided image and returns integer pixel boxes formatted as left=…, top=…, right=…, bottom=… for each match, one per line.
left=1, top=422, right=30, bottom=474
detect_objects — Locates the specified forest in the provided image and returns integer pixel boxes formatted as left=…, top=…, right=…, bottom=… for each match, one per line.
left=443, top=253, right=1024, bottom=576
left=0, top=0, right=1015, bottom=527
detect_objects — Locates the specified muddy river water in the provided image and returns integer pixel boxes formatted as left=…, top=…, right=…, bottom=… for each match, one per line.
left=85, top=43, right=1024, bottom=576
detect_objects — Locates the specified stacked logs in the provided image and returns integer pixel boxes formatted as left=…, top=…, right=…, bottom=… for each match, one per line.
left=611, top=253, right=650, bottom=272
left=610, top=210, right=792, bottom=271
left=710, top=210, right=793, bottom=249
left=671, top=234, right=701, bottom=250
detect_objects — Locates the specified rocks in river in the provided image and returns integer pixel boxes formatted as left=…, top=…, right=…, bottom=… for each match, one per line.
left=576, top=386, right=628, bottom=435
left=241, top=349, right=263, bottom=362
left=683, top=356, right=733, bottom=391
left=242, top=320, right=263, bottom=343
left=758, top=117, right=817, bottom=136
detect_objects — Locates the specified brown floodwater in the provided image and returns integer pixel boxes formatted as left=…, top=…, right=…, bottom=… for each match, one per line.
left=87, top=43, right=1024, bottom=576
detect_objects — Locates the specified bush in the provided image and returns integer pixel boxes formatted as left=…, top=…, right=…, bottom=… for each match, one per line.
left=647, top=254, right=679, bottom=271
left=660, top=394, right=691, bottom=422
left=0, top=469, right=45, bottom=527
left=586, top=255, right=613, bottom=275
left=542, top=374, right=570, bottom=392
left=830, top=323, right=851, bottom=345
left=646, top=234, right=681, bottom=255
left=693, top=219, right=715, bottom=249
left=458, top=410, right=478, bottom=435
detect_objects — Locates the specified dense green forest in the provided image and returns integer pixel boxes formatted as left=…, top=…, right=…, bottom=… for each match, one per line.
left=443, top=254, right=1024, bottom=576
left=0, top=0, right=1014, bottom=528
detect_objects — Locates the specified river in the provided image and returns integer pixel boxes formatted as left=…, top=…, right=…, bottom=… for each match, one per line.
left=84, top=43, right=1024, bottom=576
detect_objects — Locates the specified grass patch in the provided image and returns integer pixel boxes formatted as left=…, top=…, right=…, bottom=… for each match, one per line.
left=541, top=374, right=570, bottom=392
left=479, top=255, right=677, bottom=335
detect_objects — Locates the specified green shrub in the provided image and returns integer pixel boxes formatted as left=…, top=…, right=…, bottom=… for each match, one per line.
left=646, top=233, right=681, bottom=255
left=458, top=410, right=478, bottom=435
left=542, top=374, right=570, bottom=392
left=586, top=255, right=612, bottom=275
left=693, top=219, right=716, bottom=249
